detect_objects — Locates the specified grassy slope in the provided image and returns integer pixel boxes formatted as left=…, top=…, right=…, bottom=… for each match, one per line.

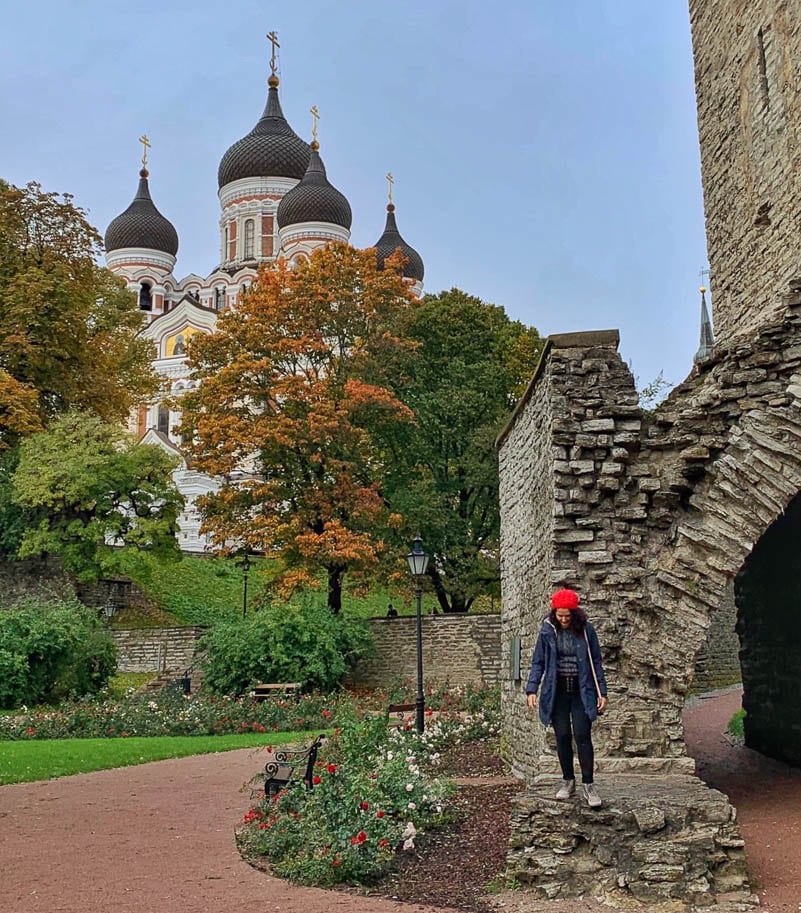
left=0, top=730, right=313, bottom=785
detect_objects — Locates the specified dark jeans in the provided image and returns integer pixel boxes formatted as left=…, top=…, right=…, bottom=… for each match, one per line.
left=551, top=681, right=594, bottom=784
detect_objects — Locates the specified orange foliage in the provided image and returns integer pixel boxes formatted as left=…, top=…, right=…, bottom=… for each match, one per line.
left=179, top=243, right=416, bottom=608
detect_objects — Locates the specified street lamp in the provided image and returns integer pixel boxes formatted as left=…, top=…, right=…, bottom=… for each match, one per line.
left=103, top=597, right=117, bottom=622
left=406, top=535, right=429, bottom=733
left=241, top=550, right=251, bottom=620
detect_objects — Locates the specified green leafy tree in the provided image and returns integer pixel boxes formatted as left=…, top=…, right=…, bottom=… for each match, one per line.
left=0, top=180, right=159, bottom=448
left=11, top=412, right=184, bottom=580
left=385, top=289, right=543, bottom=613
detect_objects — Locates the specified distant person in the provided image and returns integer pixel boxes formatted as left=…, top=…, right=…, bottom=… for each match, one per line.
left=386, top=603, right=398, bottom=618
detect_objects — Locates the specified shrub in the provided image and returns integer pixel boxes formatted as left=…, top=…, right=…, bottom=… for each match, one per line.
left=200, top=602, right=372, bottom=694
left=237, top=709, right=454, bottom=885
left=0, top=598, right=117, bottom=708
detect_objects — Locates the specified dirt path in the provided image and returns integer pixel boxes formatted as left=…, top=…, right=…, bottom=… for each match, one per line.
left=683, top=686, right=801, bottom=912
left=0, top=746, right=453, bottom=913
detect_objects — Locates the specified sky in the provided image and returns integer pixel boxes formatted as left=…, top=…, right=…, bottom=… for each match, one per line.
left=2, top=0, right=707, bottom=393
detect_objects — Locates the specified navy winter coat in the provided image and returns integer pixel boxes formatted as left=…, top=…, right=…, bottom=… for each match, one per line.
left=525, top=618, right=607, bottom=726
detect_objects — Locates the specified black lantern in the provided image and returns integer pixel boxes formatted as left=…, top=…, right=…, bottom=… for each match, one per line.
left=406, top=535, right=429, bottom=733
left=103, top=598, right=117, bottom=621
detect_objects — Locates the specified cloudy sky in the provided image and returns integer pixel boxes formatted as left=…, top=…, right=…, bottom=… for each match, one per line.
left=3, top=1, right=706, bottom=393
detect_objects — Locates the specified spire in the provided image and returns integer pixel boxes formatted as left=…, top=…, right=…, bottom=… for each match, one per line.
left=694, top=285, right=715, bottom=363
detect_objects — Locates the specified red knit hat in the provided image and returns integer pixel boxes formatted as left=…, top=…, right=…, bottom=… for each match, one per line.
left=551, top=588, right=579, bottom=610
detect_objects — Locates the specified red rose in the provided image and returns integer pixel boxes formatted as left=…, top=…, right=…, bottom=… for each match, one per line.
left=359, top=801, right=369, bottom=811
left=327, top=763, right=337, bottom=774
left=312, top=775, right=321, bottom=785
left=376, top=810, right=385, bottom=818
left=321, top=708, right=332, bottom=719
left=378, top=839, right=389, bottom=848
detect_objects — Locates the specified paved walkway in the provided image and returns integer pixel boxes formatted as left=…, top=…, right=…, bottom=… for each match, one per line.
left=0, top=689, right=798, bottom=912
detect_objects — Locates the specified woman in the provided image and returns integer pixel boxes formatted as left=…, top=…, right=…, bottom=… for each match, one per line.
left=525, top=588, right=608, bottom=807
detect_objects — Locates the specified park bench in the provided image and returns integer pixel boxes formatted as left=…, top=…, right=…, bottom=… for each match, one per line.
left=263, top=734, right=325, bottom=797
left=249, top=682, right=301, bottom=702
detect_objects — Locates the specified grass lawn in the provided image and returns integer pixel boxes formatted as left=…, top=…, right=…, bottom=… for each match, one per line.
left=0, top=730, right=314, bottom=786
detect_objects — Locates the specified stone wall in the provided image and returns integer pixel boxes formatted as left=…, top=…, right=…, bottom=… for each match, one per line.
left=689, top=0, right=801, bottom=345
left=111, top=627, right=206, bottom=673
left=692, top=581, right=742, bottom=693
left=346, top=614, right=501, bottom=689
left=498, top=301, right=801, bottom=780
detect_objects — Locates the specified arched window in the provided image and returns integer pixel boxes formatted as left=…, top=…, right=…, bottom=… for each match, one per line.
left=214, top=286, right=225, bottom=310
left=244, top=219, right=255, bottom=259
left=157, top=405, right=169, bottom=435
left=139, top=282, right=152, bottom=311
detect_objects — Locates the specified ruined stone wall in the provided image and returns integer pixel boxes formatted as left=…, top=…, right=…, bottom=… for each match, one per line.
left=689, top=0, right=801, bottom=344
left=498, top=350, right=555, bottom=778
left=499, top=300, right=801, bottom=778
left=345, top=615, right=501, bottom=689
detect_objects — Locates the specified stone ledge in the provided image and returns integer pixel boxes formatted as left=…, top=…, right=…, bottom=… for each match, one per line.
left=507, top=774, right=753, bottom=908
left=534, top=753, right=697, bottom=776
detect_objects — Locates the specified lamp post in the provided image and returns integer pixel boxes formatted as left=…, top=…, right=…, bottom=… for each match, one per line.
left=406, top=535, right=429, bottom=733
left=241, top=550, right=250, bottom=620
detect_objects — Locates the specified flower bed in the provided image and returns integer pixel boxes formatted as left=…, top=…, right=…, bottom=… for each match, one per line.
left=238, top=709, right=460, bottom=885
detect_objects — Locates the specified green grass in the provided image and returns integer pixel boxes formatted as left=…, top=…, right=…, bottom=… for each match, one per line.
left=728, top=708, right=745, bottom=739
left=0, top=730, right=313, bottom=785
left=106, top=671, right=157, bottom=698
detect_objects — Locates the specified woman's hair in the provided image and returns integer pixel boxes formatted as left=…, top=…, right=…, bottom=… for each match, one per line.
left=549, top=606, right=588, bottom=633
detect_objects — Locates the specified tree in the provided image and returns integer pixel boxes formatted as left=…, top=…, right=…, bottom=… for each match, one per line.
left=0, top=180, right=159, bottom=451
left=11, top=412, right=184, bottom=580
left=179, top=244, right=416, bottom=613
left=384, top=289, right=543, bottom=613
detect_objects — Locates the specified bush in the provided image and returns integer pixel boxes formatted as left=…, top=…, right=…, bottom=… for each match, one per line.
left=200, top=602, right=372, bottom=694
left=0, top=598, right=117, bottom=708
left=237, top=709, right=454, bottom=885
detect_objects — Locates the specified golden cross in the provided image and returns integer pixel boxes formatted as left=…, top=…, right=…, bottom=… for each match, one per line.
left=386, top=172, right=394, bottom=204
left=139, top=134, right=151, bottom=168
left=310, top=105, right=320, bottom=144
left=267, top=31, right=280, bottom=75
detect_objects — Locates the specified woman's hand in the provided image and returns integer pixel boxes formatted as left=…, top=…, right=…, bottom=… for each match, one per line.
left=527, top=693, right=538, bottom=711
left=597, top=695, right=608, bottom=714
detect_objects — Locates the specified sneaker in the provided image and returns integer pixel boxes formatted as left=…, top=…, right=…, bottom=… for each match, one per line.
left=582, top=783, right=602, bottom=808
left=555, top=779, right=575, bottom=800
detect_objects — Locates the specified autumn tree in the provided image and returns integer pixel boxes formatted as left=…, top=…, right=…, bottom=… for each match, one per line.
left=12, top=412, right=183, bottom=580
left=179, top=244, right=415, bottom=613
left=0, top=180, right=159, bottom=450
left=383, top=289, right=543, bottom=613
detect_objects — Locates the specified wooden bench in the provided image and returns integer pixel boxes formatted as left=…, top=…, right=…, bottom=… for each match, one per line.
left=263, top=734, right=325, bottom=797
left=249, top=682, right=301, bottom=702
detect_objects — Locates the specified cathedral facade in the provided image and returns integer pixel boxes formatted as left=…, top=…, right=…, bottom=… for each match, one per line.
left=102, top=49, right=424, bottom=552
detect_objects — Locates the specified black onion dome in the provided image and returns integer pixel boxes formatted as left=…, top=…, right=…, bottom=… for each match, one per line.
left=105, top=169, right=179, bottom=255
left=276, top=145, right=352, bottom=230
left=218, top=78, right=311, bottom=188
left=374, top=204, right=424, bottom=281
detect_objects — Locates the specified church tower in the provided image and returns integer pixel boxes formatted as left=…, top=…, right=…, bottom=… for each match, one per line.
left=216, top=32, right=310, bottom=270
left=373, top=175, right=424, bottom=297
left=104, top=136, right=179, bottom=316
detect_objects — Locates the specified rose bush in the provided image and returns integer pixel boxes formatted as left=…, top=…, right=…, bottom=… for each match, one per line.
left=237, top=708, right=456, bottom=885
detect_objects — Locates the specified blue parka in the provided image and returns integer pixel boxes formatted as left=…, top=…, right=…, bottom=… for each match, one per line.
left=525, top=618, right=607, bottom=726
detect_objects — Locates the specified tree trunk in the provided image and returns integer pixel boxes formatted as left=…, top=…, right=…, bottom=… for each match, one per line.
left=327, top=565, right=344, bottom=614
left=427, top=563, right=469, bottom=613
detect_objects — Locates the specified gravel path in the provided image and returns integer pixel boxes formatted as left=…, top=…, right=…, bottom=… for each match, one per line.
left=0, top=746, right=453, bottom=913
left=0, top=689, right=798, bottom=913
left=683, top=686, right=801, bottom=913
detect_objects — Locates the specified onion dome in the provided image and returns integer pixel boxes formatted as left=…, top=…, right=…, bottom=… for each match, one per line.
left=276, top=142, right=352, bottom=230
left=374, top=204, right=424, bottom=282
left=105, top=168, right=179, bottom=255
left=218, top=75, right=310, bottom=188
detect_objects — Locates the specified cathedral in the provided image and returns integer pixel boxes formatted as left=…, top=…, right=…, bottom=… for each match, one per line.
left=101, top=38, right=424, bottom=552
